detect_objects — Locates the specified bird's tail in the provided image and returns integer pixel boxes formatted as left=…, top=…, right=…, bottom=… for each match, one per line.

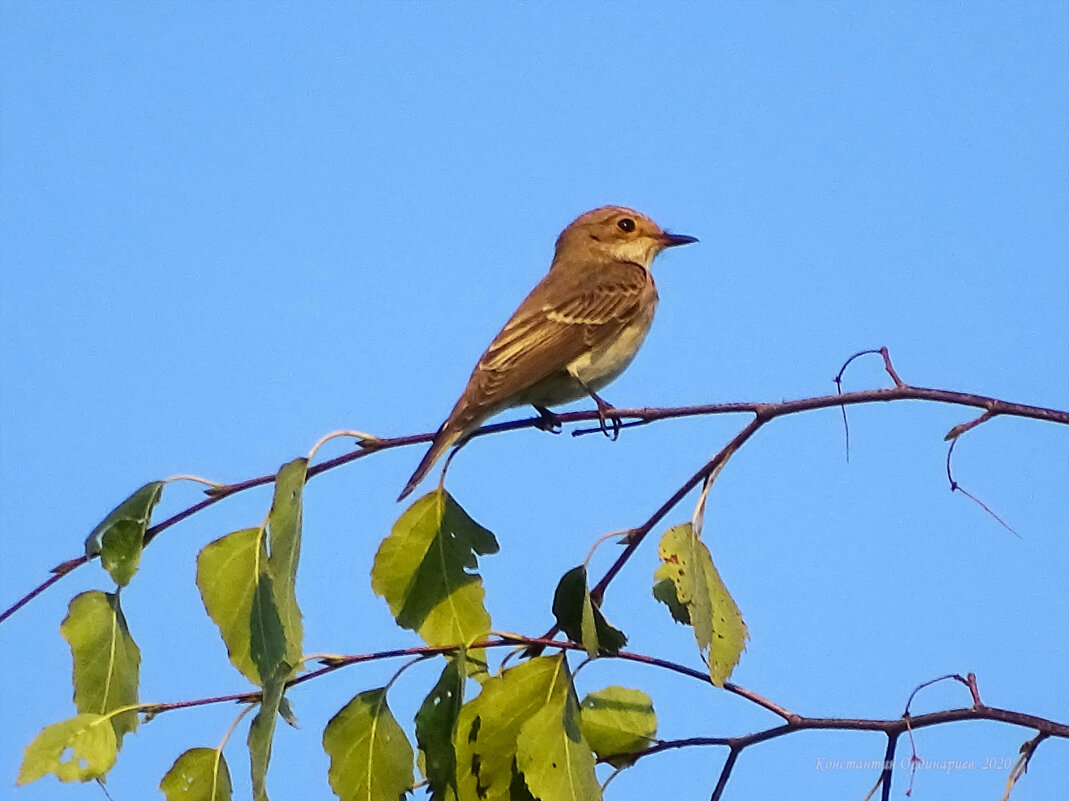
left=397, top=424, right=463, bottom=502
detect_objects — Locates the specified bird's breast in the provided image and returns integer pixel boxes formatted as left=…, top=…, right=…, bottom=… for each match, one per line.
left=566, top=308, right=656, bottom=393
left=511, top=271, right=658, bottom=408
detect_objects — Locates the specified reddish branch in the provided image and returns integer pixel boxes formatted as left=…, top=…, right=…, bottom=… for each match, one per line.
left=944, top=435, right=1019, bottom=534
left=0, top=348, right=1062, bottom=801
left=138, top=635, right=1069, bottom=737
left=3, top=361, right=1067, bottom=624
left=134, top=635, right=1067, bottom=801
left=139, top=635, right=1069, bottom=736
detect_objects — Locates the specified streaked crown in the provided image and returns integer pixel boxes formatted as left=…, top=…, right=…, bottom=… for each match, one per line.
left=552, top=205, right=698, bottom=270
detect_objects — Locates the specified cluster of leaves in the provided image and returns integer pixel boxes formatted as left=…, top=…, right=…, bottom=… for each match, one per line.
left=16, top=469, right=747, bottom=800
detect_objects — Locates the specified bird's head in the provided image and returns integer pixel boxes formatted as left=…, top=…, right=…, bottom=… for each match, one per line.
left=553, top=205, right=698, bottom=269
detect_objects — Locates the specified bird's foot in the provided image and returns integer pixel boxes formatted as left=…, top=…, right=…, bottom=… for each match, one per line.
left=590, top=393, right=622, bottom=441
left=532, top=405, right=563, bottom=434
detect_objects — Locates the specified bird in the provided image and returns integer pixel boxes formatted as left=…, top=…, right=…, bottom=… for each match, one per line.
left=397, top=205, right=697, bottom=501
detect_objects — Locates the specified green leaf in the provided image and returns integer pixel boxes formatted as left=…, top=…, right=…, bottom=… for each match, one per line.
left=653, top=523, right=748, bottom=686
left=248, top=662, right=289, bottom=801
left=267, top=458, right=306, bottom=671
left=651, top=577, right=690, bottom=624
left=453, top=655, right=566, bottom=801
left=85, top=481, right=164, bottom=586
left=278, top=697, right=298, bottom=728
left=197, top=461, right=307, bottom=686
left=60, top=590, right=140, bottom=744
left=515, top=656, right=601, bottom=801
left=159, top=747, right=232, bottom=801
left=249, top=573, right=286, bottom=685
left=197, top=527, right=264, bottom=684
left=372, top=488, right=499, bottom=646
left=509, top=767, right=537, bottom=801
left=415, top=655, right=466, bottom=800
left=579, top=686, right=657, bottom=768
left=323, top=688, right=414, bottom=801
left=551, top=566, right=627, bottom=658
left=463, top=650, right=491, bottom=685
left=17, top=714, right=117, bottom=785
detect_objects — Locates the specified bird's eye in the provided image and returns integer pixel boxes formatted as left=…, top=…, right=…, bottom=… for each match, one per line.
left=617, top=218, right=636, bottom=233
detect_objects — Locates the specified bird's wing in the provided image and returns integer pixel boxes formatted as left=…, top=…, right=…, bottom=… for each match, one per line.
left=443, top=260, right=650, bottom=429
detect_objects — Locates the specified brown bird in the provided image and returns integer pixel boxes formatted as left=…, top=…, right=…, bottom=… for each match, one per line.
left=398, top=205, right=697, bottom=501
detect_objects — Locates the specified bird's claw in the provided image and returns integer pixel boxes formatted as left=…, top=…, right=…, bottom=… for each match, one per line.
left=594, top=401, right=622, bottom=441
left=533, top=405, right=563, bottom=434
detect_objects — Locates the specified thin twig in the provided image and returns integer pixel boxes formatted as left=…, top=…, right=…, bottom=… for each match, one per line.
left=944, top=409, right=996, bottom=441
left=834, top=348, right=883, bottom=460
left=3, top=383, right=1067, bottom=624
left=112, top=634, right=1069, bottom=799
left=709, top=747, right=739, bottom=801
left=0, top=565, right=80, bottom=625
left=590, top=413, right=768, bottom=606
left=878, top=346, right=905, bottom=387
left=945, top=437, right=1020, bottom=536
left=135, top=635, right=1069, bottom=741
left=904, top=673, right=972, bottom=716
left=833, top=347, right=897, bottom=462
left=878, top=733, right=898, bottom=801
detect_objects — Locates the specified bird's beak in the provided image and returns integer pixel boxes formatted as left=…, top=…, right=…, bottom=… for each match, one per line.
left=661, top=232, right=699, bottom=248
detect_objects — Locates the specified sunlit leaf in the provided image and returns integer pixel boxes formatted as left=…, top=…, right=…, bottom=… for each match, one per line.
left=372, top=488, right=499, bottom=646
left=278, top=697, right=298, bottom=728
left=249, top=573, right=286, bottom=685
left=17, top=714, right=117, bottom=785
left=415, top=655, right=466, bottom=800
left=551, top=566, right=627, bottom=657
left=248, top=663, right=289, bottom=801
left=463, top=650, right=491, bottom=685
left=60, top=590, right=140, bottom=743
left=651, top=577, right=690, bottom=624
left=515, top=655, right=601, bottom=801
left=196, top=527, right=263, bottom=684
left=323, top=688, right=414, bottom=801
left=1001, top=735, right=1042, bottom=801
left=197, top=461, right=307, bottom=687
left=510, top=768, right=538, bottom=801
left=84, top=481, right=164, bottom=586
left=159, top=747, right=232, bottom=801
left=653, top=523, right=747, bottom=686
left=267, top=458, right=306, bottom=671
left=453, top=655, right=565, bottom=801
left=579, top=686, right=656, bottom=768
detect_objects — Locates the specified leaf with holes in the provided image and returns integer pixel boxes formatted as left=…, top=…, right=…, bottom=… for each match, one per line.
left=372, top=488, right=498, bottom=646
left=653, top=523, right=747, bottom=686
left=515, top=655, right=601, bottom=801
left=159, top=747, right=232, bottom=801
left=415, top=655, right=466, bottom=800
left=453, top=655, right=568, bottom=801
left=17, top=714, right=117, bottom=785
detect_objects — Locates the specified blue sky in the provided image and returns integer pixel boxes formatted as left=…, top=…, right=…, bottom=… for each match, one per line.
left=2, top=2, right=1066, bottom=800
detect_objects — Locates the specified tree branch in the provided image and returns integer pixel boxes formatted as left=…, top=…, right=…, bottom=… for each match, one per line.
left=135, top=635, right=1069, bottom=742
left=3, top=373, right=1067, bottom=625
left=62, top=632, right=1069, bottom=801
